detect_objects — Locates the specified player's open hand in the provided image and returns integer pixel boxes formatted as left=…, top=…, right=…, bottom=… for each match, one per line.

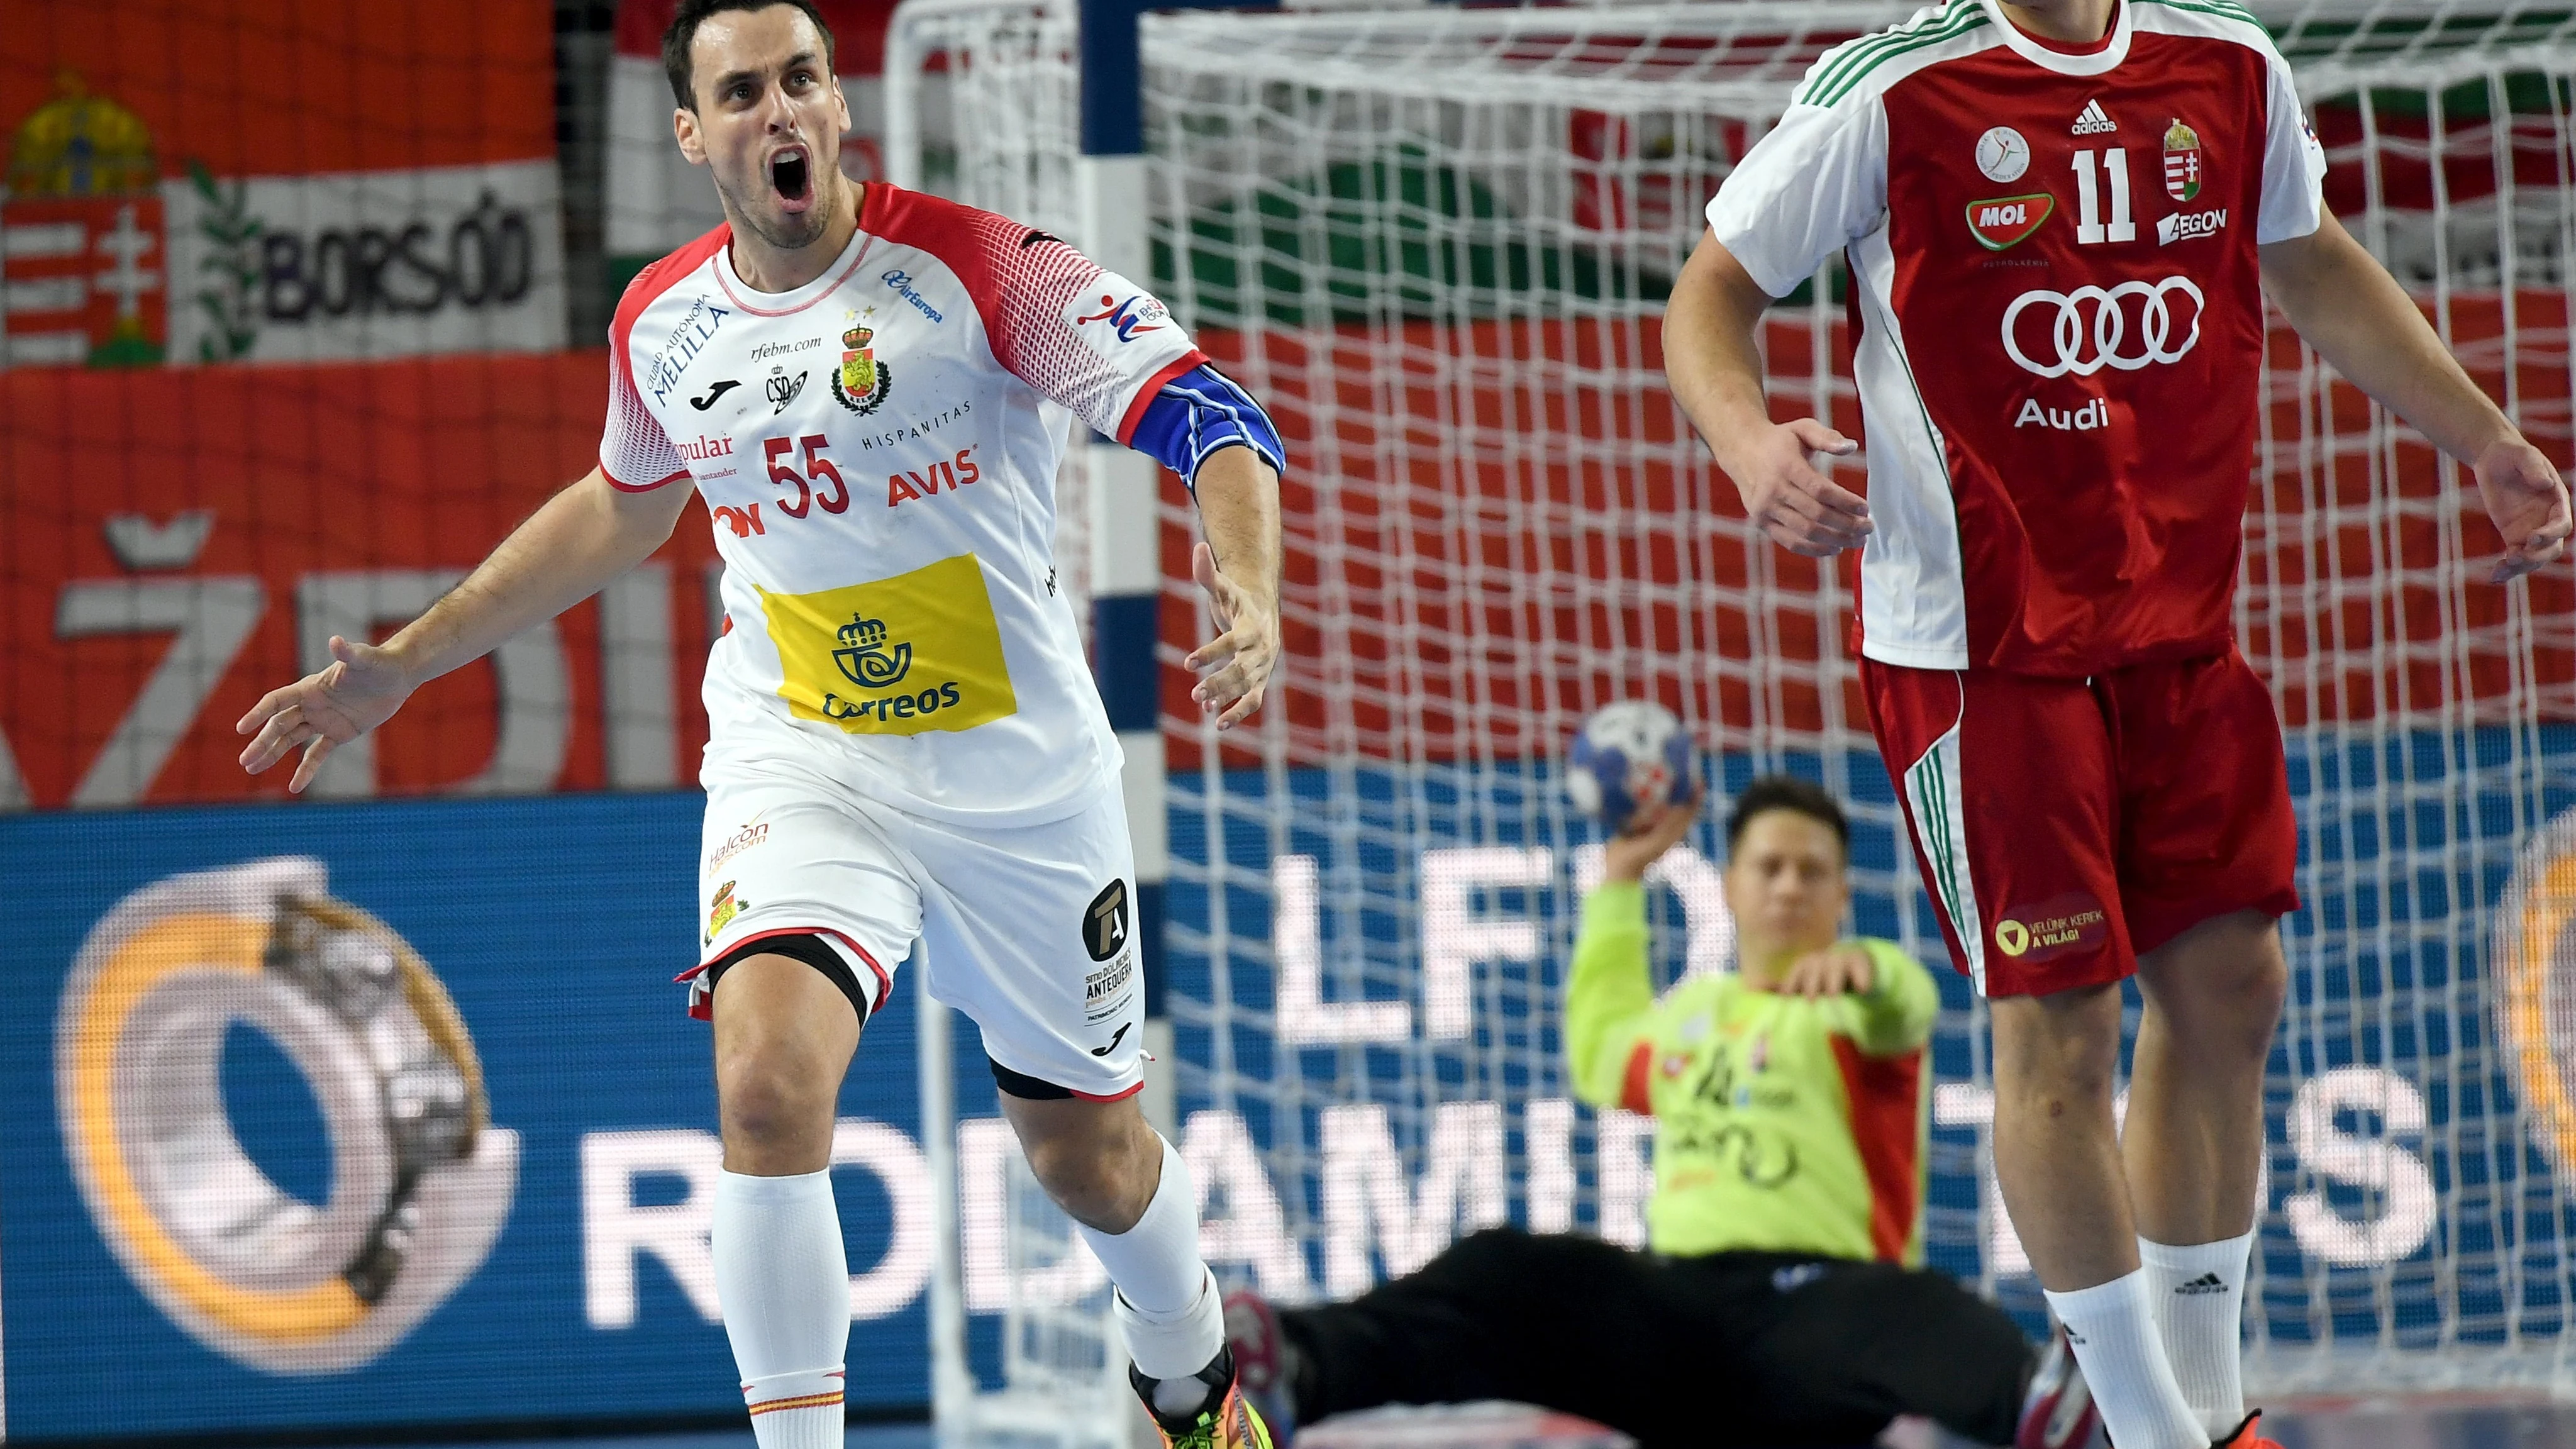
left=1779, top=944, right=1874, bottom=1000
left=1186, top=541, right=1280, bottom=731
left=1733, top=418, right=1869, bottom=558
left=236, top=635, right=418, bottom=793
left=2474, top=435, right=2573, bottom=584
left=1603, top=786, right=1705, bottom=884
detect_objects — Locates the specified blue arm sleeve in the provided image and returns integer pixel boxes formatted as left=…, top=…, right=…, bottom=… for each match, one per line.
left=1125, top=363, right=1285, bottom=490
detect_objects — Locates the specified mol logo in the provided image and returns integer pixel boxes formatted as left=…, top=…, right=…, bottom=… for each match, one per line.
left=1967, top=193, right=2055, bottom=251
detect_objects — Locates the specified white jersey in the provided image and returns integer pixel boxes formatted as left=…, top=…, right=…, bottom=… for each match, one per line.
left=601, top=184, right=1204, bottom=824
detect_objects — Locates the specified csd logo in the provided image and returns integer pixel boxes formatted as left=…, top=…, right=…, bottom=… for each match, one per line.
left=54, top=858, right=516, bottom=1372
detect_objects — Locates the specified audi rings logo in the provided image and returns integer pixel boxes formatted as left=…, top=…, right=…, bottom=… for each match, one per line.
left=2002, top=275, right=2205, bottom=378
left=53, top=858, right=516, bottom=1373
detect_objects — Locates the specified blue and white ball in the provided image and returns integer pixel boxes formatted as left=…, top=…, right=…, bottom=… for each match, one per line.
left=1565, top=701, right=1692, bottom=833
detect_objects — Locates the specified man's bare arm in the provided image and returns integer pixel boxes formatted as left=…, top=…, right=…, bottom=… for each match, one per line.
left=1183, top=446, right=1282, bottom=730
left=238, top=468, right=696, bottom=790
left=2262, top=209, right=2572, bottom=582
left=1663, top=228, right=1870, bottom=557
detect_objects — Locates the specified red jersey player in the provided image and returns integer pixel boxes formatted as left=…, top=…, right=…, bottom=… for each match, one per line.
left=1665, top=1, right=2571, bottom=1447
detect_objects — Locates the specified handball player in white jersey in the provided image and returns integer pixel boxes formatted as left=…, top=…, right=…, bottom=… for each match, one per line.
left=236, top=3, right=1287, bottom=1445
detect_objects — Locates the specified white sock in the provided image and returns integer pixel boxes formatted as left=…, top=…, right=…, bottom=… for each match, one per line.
left=2141, top=1231, right=2253, bottom=1438
left=713, top=1169, right=850, bottom=1449
left=2045, top=1270, right=2211, bottom=1449
left=1076, top=1134, right=1224, bottom=1382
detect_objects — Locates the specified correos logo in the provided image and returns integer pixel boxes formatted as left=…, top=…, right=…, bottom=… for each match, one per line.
left=2002, top=276, right=2204, bottom=378
left=54, top=858, right=516, bottom=1373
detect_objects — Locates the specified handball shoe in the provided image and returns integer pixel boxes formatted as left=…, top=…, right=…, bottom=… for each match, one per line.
left=2016, top=1326, right=2102, bottom=1449
left=2212, top=1411, right=2284, bottom=1449
left=1221, top=1288, right=1298, bottom=1445
left=1131, top=1345, right=1275, bottom=1449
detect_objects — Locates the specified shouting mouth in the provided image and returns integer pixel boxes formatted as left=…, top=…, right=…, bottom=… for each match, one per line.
left=769, top=144, right=813, bottom=213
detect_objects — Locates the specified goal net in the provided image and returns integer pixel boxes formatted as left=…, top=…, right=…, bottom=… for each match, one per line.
left=896, top=0, right=2576, bottom=1435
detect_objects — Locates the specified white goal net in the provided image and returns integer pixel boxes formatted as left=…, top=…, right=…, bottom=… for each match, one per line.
left=894, top=0, right=2576, bottom=1435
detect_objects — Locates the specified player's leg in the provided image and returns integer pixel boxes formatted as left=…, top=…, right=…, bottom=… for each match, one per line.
left=2110, top=652, right=2301, bottom=1439
left=1984, top=982, right=2219, bottom=1448
left=897, top=787, right=1257, bottom=1445
left=693, top=775, right=919, bottom=1449
left=1863, top=660, right=2207, bottom=1449
left=1721, top=1253, right=2038, bottom=1446
left=2125, top=911, right=2282, bottom=1439
left=708, top=954, right=863, bottom=1449
left=994, top=1084, right=1233, bottom=1411
left=1231, top=1228, right=1668, bottom=1437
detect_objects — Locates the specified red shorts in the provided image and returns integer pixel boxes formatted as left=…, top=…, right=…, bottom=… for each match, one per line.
left=1860, top=651, right=2300, bottom=998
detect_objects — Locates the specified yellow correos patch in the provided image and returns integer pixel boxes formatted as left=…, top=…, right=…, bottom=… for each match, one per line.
left=760, top=553, right=1018, bottom=734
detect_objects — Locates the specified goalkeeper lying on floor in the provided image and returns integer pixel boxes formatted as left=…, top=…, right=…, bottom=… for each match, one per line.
left=1223, top=776, right=2096, bottom=1449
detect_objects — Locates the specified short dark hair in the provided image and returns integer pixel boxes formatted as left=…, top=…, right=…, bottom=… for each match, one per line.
left=664, top=0, right=838, bottom=111
left=1724, top=775, right=1850, bottom=857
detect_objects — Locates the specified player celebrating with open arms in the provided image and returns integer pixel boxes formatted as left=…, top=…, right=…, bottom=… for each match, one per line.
left=236, top=3, right=1287, bottom=1446
left=1663, top=1, right=2570, bottom=1447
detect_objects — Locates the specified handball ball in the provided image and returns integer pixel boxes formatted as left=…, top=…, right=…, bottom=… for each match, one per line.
left=1565, top=701, right=1692, bottom=833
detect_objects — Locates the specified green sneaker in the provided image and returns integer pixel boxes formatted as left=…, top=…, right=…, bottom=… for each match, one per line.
left=1131, top=1346, right=1275, bottom=1449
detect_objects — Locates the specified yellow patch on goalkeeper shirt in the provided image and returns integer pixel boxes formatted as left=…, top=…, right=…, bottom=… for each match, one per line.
left=759, top=553, right=1018, bottom=735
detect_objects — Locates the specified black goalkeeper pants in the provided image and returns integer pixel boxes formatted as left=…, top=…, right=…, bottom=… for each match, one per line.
left=1278, top=1228, right=2031, bottom=1448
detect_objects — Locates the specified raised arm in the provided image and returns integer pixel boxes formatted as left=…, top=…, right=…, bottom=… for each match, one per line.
left=1567, top=797, right=1701, bottom=1111
left=237, top=468, right=694, bottom=791
left=2261, top=211, right=2572, bottom=582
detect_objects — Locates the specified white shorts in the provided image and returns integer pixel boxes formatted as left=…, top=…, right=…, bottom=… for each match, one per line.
left=685, top=757, right=1145, bottom=1100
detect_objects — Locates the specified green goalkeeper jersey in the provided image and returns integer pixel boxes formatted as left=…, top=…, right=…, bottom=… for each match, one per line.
left=1565, top=882, right=1939, bottom=1264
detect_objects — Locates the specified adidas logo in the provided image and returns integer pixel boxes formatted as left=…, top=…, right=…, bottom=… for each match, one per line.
left=2072, top=99, right=2117, bottom=135
left=2174, top=1272, right=2229, bottom=1296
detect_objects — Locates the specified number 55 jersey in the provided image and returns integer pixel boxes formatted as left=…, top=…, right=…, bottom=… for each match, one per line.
left=1709, top=0, right=2327, bottom=678
left=599, top=184, right=1206, bottom=825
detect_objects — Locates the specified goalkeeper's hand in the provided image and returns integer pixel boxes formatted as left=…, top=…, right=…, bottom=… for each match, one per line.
left=236, top=635, right=419, bottom=794
left=1779, top=944, right=1874, bottom=999
left=2475, top=435, right=2573, bottom=584
left=1603, top=786, right=1706, bottom=884
left=1732, top=418, right=1870, bottom=558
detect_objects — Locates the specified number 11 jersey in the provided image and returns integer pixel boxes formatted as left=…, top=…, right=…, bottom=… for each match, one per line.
left=1710, top=0, right=2326, bottom=677
left=599, top=184, right=1205, bottom=825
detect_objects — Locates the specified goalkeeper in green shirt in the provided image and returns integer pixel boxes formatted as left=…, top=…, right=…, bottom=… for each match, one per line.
left=1222, top=777, right=2096, bottom=1448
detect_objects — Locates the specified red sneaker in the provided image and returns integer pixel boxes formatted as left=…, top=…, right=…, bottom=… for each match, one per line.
left=1222, top=1289, right=1298, bottom=1444
left=2015, top=1327, right=2101, bottom=1449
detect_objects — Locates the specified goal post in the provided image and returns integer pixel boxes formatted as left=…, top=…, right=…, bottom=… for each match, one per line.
left=891, top=0, right=2576, bottom=1437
